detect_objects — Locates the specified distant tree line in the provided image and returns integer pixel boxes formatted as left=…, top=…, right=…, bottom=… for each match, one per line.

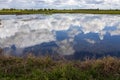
left=1, top=8, right=120, bottom=11
left=0, top=8, right=120, bottom=15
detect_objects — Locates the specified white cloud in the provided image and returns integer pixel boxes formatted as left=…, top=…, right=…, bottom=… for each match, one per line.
left=0, top=14, right=120, bottom=49
left=85, top=38, right=96, bottom=44
left=0, top=14, right=120, bottom=55
left=57, top=39, right=75, bottom=55
left=0, top=29, right=55, bottom=48
left=0, top=0, right=119, bottom=9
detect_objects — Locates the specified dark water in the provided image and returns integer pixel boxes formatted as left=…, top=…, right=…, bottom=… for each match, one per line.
left=0, top=14, right=120, bottom=59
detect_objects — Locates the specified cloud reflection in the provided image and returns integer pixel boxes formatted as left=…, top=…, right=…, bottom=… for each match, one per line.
left=0, top=14, right=120, bottom=55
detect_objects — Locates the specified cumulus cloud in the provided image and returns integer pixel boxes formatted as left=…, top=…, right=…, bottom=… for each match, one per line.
left=0, top=14, right=120, bottom=49
left=57, top=39, right=75, bottom=55
left=0, top=0, right=119, bottom=9
left=85, top=0, right=104, bottom=4
left=0, top=29, right=55, bottom=48
left=85, top=38, right=96, bottom=44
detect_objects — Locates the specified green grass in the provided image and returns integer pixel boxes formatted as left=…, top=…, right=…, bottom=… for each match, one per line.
left=0, top=9, right=120, bottom=15
left=0, top=54, right=119, bottom=80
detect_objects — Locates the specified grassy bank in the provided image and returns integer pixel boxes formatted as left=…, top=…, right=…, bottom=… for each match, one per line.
left=0, top=55, right=120, bottom=80
left=0, top=9, right=120, bottom=15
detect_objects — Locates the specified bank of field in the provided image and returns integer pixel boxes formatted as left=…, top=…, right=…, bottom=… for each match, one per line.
left=0, top=9, right=120, bottom=15
left=0, top=55, right=119, bottom=80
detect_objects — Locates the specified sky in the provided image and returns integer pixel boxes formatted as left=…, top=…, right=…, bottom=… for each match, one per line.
left=0, top=0, right=120, bottom=9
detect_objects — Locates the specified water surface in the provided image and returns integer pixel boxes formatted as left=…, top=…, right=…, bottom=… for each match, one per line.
left=0, top=14, right=120, bottom=59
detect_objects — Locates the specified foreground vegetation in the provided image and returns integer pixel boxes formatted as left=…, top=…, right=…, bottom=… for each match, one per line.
left=0, top=9, right=120, bottom=15
left=0, top=54, right=119, bottom=80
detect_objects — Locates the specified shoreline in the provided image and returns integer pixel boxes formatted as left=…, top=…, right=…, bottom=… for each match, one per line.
left=0, top=9, right=120, bottom=15
left=0, top=55, right=119, bottom=80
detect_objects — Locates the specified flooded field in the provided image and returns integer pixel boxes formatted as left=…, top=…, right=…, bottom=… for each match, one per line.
left=0, top=14, right=120, bottom=59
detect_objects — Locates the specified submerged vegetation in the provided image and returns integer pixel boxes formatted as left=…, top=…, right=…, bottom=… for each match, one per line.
left=0, top=9, right=120, bottom=15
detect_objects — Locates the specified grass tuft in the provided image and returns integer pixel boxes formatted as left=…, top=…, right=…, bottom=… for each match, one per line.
left=0, top=54, right=119, bottom=80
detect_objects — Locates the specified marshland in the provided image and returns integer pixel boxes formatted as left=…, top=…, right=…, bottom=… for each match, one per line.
left=0, top=13, right=120, bottom=80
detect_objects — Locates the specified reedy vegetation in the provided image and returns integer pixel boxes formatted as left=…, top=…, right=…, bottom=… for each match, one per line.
left=0, top=48, right=120, bottom=80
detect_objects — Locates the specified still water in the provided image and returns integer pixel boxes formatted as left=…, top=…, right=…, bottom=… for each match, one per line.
left=0, top=14, right=120, bottom=59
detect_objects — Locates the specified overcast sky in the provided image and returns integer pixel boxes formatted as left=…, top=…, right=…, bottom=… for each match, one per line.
left=0, top=0, right=120, bottom=9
